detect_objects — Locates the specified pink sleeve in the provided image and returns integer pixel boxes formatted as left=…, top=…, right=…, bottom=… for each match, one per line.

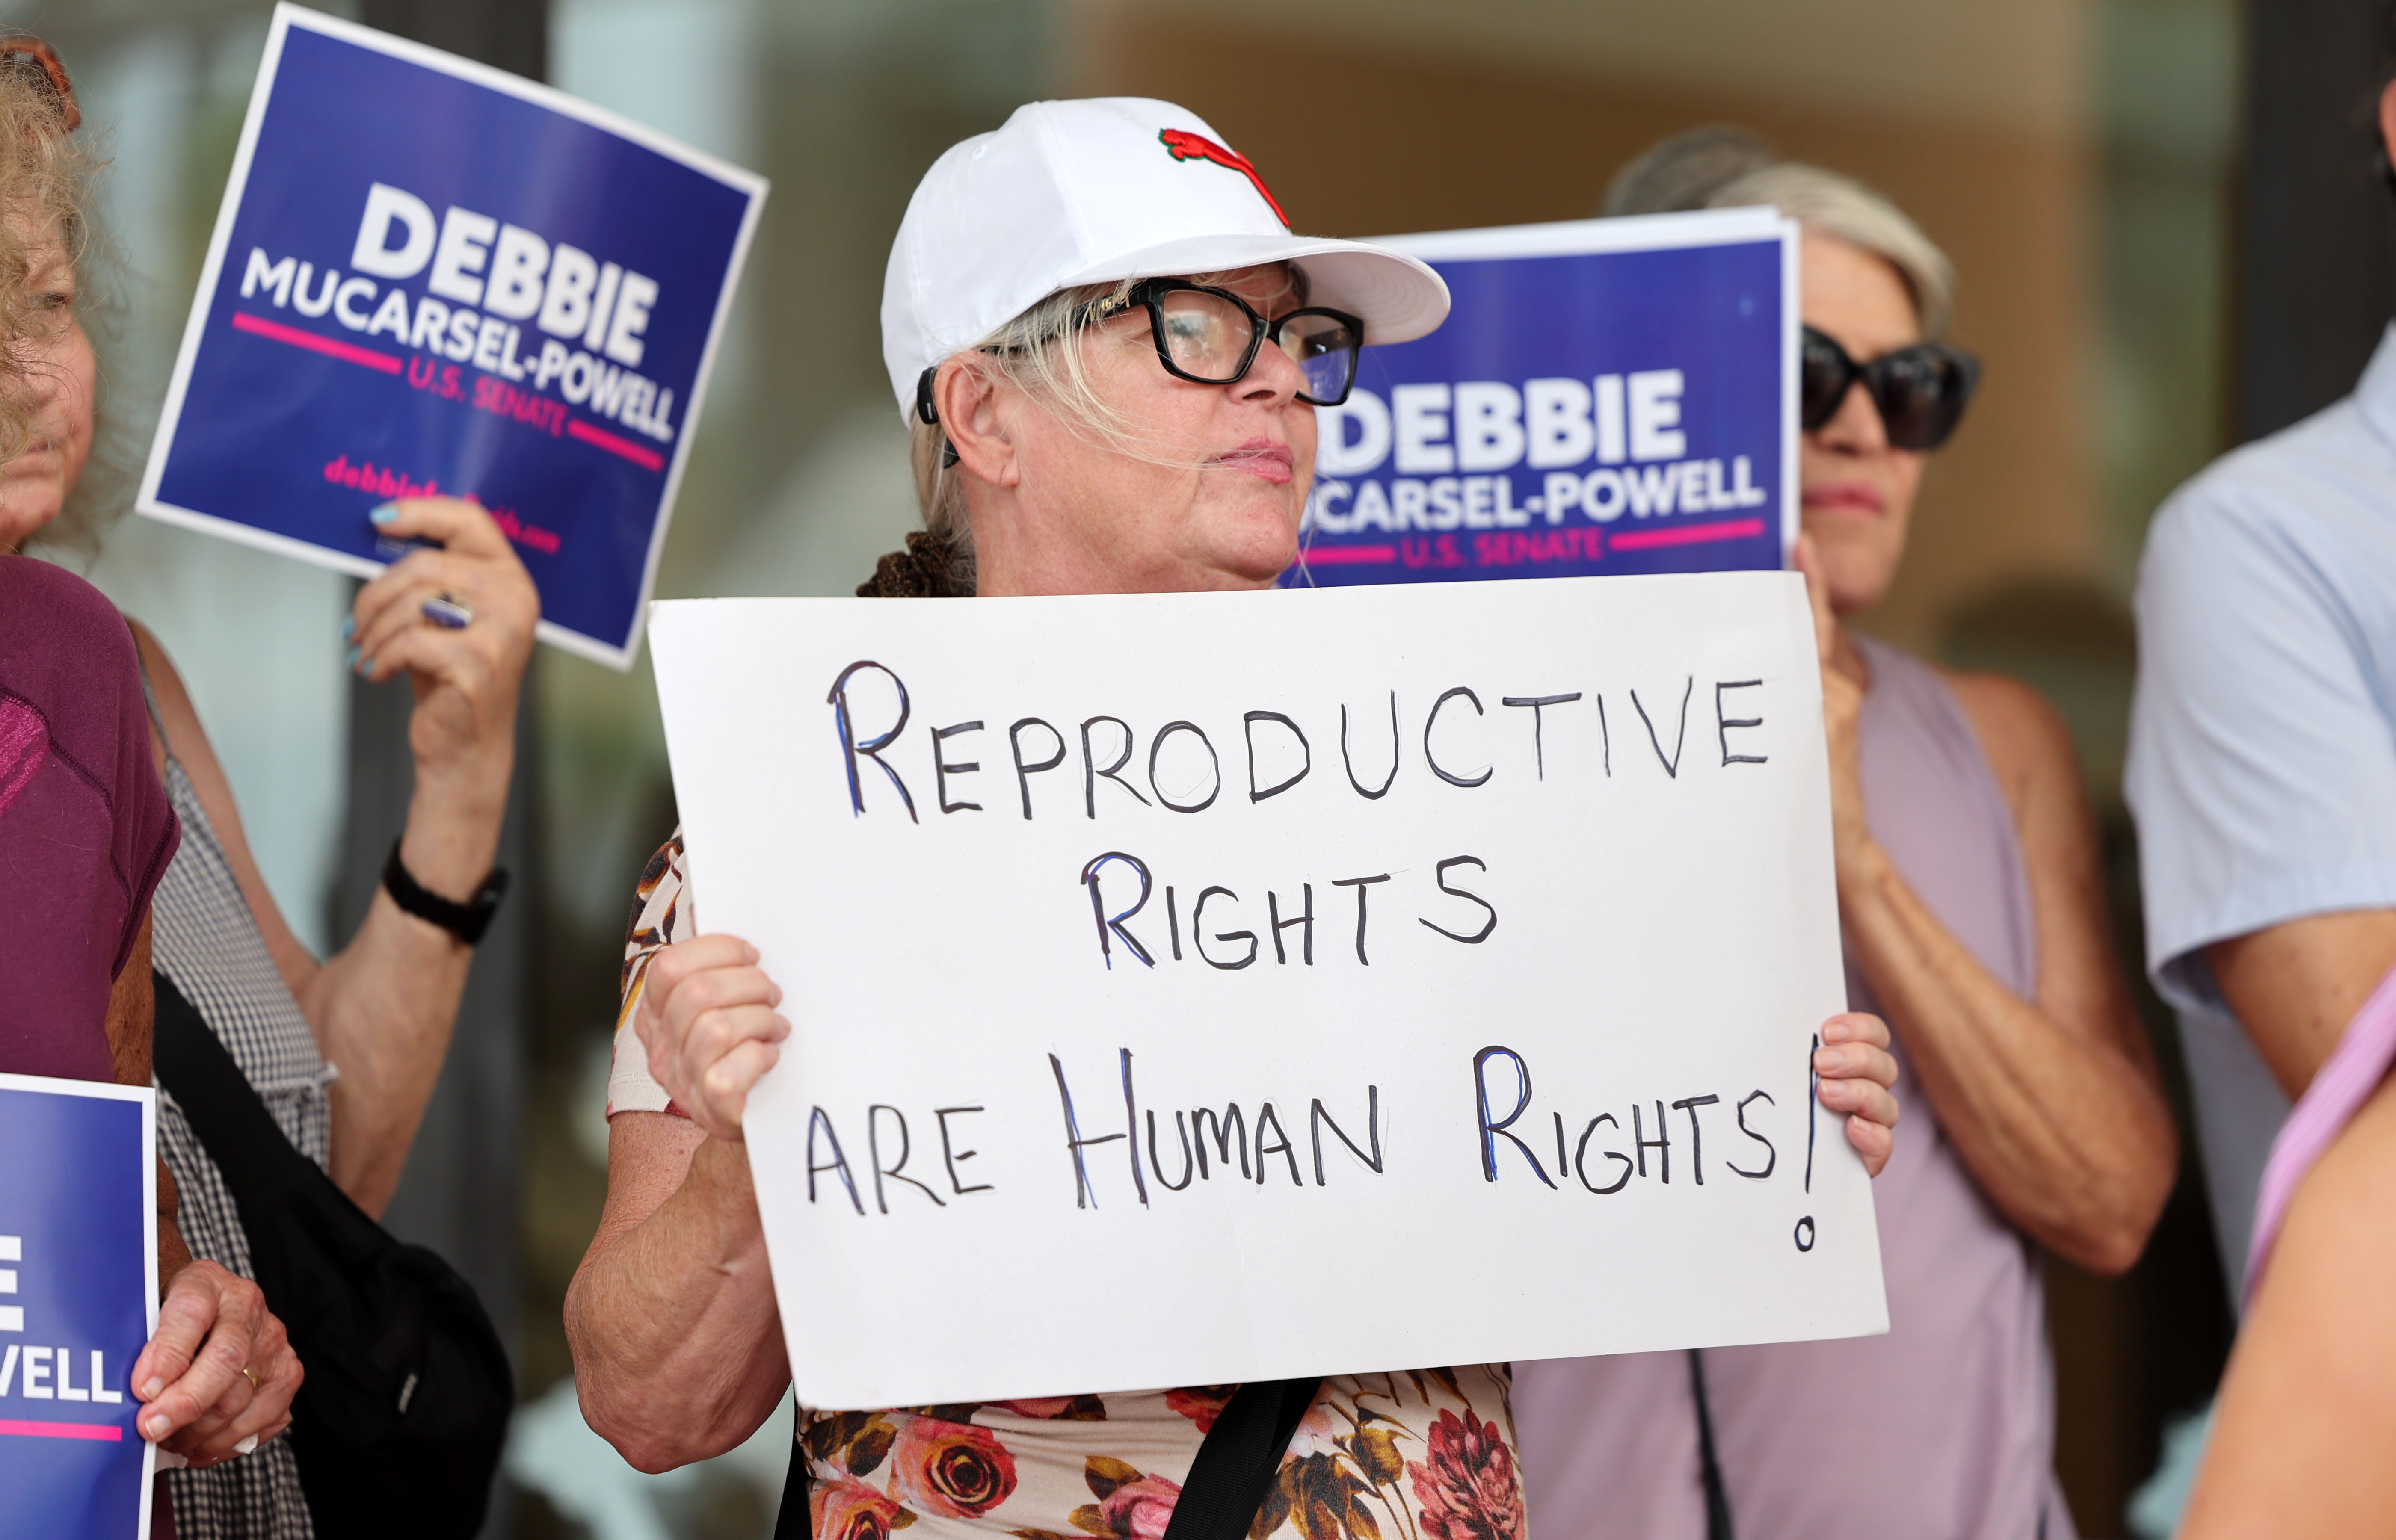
left=2245, top=958, right=2396, bottom=1301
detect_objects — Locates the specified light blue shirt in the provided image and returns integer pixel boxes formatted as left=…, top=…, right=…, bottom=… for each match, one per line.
left=2126, top=323, right=2396, bottom=1295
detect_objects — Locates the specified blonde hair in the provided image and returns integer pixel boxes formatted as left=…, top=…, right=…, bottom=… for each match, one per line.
left=1604, top=126, right=1957, bottom=338
left=909, top=264, right=1305, bottom=584
left=0, top=42, right=126, bottom=557
left=1708, top=163, right=1956, bottom=338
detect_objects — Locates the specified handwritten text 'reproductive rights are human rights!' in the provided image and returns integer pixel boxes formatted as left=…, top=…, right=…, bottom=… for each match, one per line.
left=649, top=574, right=1883, bottom=1408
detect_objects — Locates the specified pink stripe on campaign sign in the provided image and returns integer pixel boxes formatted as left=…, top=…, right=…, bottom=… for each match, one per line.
left=230, top=310, right=403, bottom=374
left=1608, top=517, right=1768, bottom=552
left=568, top=417, right=667, bottom=472
left=0, top=1418, right=122, bottom=1442
left=1297, top=545, right=1398, bottom=565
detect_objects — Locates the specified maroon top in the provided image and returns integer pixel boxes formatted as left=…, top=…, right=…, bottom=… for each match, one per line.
left=0, top=554, right=179, bottom=1082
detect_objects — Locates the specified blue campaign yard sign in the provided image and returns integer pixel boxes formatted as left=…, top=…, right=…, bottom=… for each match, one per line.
left=0, top=1074, right=157, bottom=1539
left=139, top=5, right=767, bottom=668
left=1288, top=209, right=1795, bottom=587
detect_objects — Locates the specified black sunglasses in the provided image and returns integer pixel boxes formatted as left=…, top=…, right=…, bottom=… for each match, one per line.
left=1075, top=279, right=1366, bottom=407
left=1801, top=326, right=1981, bottom=451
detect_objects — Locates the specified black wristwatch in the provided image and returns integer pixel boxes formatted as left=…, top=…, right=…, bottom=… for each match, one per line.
left=381, top=839, right=510, bottom=946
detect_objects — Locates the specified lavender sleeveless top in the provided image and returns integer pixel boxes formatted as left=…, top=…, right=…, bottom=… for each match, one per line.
left=1513, top=636, right=2074, bottom=1540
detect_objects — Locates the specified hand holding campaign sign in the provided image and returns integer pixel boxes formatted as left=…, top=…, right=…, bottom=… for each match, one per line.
left=0, top=1074, right=158, bottom=1538
left=650, top=573, right=1884, bottom=1411
left=140, top=5, right=766, bottom=667
left=1292, top=208, right=1795, bottom=586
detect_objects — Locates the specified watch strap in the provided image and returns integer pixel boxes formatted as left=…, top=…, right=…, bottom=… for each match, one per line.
left=381, top=838, right=509, bottom=945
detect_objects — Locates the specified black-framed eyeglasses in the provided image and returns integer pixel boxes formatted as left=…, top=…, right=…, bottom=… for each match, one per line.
left=1801, top=325, right=1981, bottom=451
left=1075, top=279, right=1366, bottom=407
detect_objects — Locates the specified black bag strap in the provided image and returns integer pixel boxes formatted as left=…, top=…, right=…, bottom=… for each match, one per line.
left=151, top=970, right=318, bottom=1196
left=154, top=971, right=513, bottom=1540
left=1162, top=1377, right=1323, bottom=1540
left=1688, top=1349, right=1736, bottom=1540
left=777, top=1420, right=811, bottom=1540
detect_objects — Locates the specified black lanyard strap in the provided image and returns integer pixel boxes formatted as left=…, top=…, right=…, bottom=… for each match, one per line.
left=1690, top=1349, right=1736, bottom=1540
left=1164, top=1378, right=1324, bottom=1540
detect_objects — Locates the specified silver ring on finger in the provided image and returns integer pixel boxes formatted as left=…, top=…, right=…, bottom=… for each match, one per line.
left=421, top=592, right=474, bottom=630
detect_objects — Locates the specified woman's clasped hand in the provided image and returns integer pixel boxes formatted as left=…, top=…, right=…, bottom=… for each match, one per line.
left=131, top=1259, right=304, bottom=1467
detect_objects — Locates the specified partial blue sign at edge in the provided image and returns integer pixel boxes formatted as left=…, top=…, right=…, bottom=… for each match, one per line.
left=1286, top=209, right=1797, bottom=588
left=0, top=1072, right=157, bottom=1540
left=136, top=4, right=767, bottom=669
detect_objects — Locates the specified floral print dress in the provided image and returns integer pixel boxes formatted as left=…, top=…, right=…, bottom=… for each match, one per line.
left=610, top=832, right=1528, bottom=1540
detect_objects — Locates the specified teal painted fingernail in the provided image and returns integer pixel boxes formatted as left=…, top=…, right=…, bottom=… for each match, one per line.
left=360, top=655, right=375, bottom=674
left=339, top=614, right=354, bottom=641
left=344, top=645, right=359, bottom=671
left=368, top=502, right=398, bottom=526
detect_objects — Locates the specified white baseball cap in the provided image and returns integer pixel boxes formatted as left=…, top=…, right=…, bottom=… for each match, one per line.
left=880, top=97, right=1450, bottom=419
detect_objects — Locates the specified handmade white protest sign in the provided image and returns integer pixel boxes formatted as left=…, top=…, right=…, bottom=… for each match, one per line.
left=651, top=572, right=1884, bottom=1411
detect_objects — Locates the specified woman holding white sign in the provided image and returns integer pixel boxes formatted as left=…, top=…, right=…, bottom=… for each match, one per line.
left=568, top=99, right=1903, bottom=1540
left=1511, top=134, right=2177, bottom=1540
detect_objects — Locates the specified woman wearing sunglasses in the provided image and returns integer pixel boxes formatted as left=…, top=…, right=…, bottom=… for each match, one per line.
left=566, top=100, right=1904, bottom=1540
left=1510, top=133, right=2177, bottom=1540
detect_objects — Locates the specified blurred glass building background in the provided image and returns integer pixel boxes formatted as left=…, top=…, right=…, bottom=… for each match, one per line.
left=18, top=0, right=2271, bottom=1534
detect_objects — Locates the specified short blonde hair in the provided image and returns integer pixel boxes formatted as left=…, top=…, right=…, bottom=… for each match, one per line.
left=1604, top=126, right=1956, bottom=338
left=909, top=264, right=1305, bottom=585
left=1708, top=163, right=1956, bottom=338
